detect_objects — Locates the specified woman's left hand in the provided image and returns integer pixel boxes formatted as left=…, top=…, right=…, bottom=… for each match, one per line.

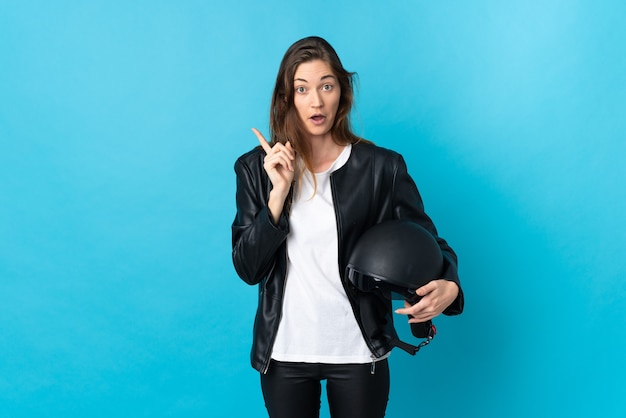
left=394, top=279, right=459, bottom=323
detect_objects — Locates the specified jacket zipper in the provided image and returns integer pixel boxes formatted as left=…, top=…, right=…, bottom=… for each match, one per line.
left=329, top=173, right=380, bottom=359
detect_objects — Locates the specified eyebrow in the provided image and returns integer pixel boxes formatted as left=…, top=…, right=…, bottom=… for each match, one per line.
left=294, top=74, right=337, bottom=83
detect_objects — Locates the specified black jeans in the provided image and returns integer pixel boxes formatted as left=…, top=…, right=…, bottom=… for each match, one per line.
left=260, top=359, right=390, bottom=418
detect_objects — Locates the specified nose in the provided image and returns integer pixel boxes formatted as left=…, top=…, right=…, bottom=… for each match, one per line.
left=311, top=90, right=323, bottom=108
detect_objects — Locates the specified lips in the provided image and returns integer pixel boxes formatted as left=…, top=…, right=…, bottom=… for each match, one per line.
left=310, top=114, right=326, bottom=125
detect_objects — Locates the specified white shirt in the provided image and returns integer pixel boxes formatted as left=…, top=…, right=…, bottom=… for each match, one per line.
left=271, top=144, right=375, bottom=364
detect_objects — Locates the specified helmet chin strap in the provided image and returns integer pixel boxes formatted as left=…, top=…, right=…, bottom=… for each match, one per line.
left=392, top=320, right=437, bottom=355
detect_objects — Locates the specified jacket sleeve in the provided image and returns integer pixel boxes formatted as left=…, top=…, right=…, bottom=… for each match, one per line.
left=231, top=154, right=289, bottom=285
left=391, top=155, right=464, bottom=315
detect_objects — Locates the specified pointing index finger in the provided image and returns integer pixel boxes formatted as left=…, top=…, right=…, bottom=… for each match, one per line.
left=251, top=128, right=272, bottom=154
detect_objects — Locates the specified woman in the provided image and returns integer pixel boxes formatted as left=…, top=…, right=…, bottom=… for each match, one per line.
left=232, top=36, right=464, bottom=418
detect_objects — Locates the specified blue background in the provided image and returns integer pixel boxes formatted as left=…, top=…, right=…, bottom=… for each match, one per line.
left=1, top=1, right=625, bottom=416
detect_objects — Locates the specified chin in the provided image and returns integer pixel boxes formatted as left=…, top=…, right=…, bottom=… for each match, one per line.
left=308, top=131, right=331, bottom=140
left=306, top=124, right=333, bottom=138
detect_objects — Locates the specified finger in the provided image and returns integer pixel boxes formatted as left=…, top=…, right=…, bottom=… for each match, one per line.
left=284, top=141, right=295, bottom=160
left=271, top=141, right=295, bottom=160
left=394, top=307, right=410, bottom=315
left=395, top=304, right=420, bottom=316
left=252, top=128, right=272, bottom=154
left=395, top=297, right=428, bottom=315
left=267, top=144, right=295, bottom=171
left=416, top=280, right=437, bottom=296
left=408, top=315, right=433, bottom=323
left=404, top=304, right=435, bottom=322
left=265, top=153, right=294, bottom=172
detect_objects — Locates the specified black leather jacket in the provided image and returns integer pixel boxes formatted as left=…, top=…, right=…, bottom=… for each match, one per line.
left=232, top=142, right=464, bottom=372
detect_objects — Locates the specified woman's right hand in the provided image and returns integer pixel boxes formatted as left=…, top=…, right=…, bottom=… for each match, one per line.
left=252, top=128, right=295, bottom=223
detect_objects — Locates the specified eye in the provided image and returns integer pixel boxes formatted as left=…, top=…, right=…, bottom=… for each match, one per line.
left=295, top=86, right=306, bottom=94
left=322, top=84, right=334, bottom=91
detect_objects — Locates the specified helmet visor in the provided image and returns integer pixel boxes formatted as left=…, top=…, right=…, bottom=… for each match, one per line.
left=347, top=266, right=421, bottom=303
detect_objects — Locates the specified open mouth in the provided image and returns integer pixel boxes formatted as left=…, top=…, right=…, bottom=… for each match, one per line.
left=310, top=114, right=326, bottom=125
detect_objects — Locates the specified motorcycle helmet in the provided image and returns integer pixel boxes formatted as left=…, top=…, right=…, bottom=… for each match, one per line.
left=346, top=220, right=443, bottom=302
left=345, top=219, right=443, bottom=340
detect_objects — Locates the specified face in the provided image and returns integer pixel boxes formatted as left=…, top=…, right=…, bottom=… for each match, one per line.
left=293, top=59, right=341, bottom=141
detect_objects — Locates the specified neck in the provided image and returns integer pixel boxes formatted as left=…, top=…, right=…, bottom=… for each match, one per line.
left=308, top=136, right=344, bottom=173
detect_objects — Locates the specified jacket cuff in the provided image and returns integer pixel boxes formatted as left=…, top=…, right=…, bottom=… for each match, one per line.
left=441, top=254, right=464, bottom=316
left=265, top=205, right=289, bottom=233
left=443, top=285, right=464, bottom=316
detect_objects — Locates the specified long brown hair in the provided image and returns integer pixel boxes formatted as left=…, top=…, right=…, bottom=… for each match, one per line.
left=269, top=36, right=369, bottom=176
